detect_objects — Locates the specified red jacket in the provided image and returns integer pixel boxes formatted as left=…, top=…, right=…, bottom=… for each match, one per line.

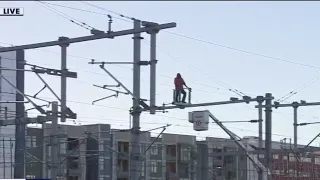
left=174, top=77, right=184, bottom=90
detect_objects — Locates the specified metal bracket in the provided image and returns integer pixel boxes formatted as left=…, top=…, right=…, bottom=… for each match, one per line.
left=46, top=108, right=77, bottom=119
left=142, top=21, right=160, bottom=34
left=0, top=73, right=46, bottom=114
left=29, top=65, right=77, bottom=78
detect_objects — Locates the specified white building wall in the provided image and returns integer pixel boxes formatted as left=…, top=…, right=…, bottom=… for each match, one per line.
left=0, top=50, right=17, bottom=178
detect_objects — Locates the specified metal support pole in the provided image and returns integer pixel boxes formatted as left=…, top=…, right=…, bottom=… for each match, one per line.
left=59, top=37, right=69, bottom=122
left=130, top=20, right=142, bottom=180
left=258, top=100, right=263, bottom=149
left=258, top=99, right=263, bottom=180
left=264, top=93, right=272, bottom=180
left=51, top=101, right=58, bottom=180
left=149, top=31, right=157, bottom=114
left=293, top=103, right=299, bottom=149
left=14, top=49, right=25, bottom=178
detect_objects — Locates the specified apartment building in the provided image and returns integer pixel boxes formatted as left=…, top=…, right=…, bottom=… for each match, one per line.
left=24, top=124, right=320, bottom=180
left=25, top=123, right=112, bottom=180
left=197, top=137, right=240, bottom=180
left=161, top=133, right=197, bottom=180
left=109, top=131, right=197, bottom=180
left=111, top=129, right=151, bottom=180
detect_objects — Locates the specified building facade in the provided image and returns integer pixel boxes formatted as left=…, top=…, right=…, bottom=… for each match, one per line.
left=0, top=48, right=25, bottom=179
left=24, top=125, right=320, bottom=180
left=25, top=123, right=112, bottom=180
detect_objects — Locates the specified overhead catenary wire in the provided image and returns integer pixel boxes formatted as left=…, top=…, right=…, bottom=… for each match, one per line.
left=35, top=1, right=94, bottom=31
left=44, top=1, right=320, bottom=101
left=67, top=1, right=247, bottom=97
left=1, top=44, right=318, bottom=140
left=1, top=3, right=320, bottom=148
left=0, top=46, right=318, bottom=140
left=31, top=2, right=320, bottom=71
left=277, top=74, right=320, bottom=102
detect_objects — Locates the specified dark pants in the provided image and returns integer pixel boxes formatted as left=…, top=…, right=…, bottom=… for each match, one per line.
left=175, top=89, right=186, bottom=102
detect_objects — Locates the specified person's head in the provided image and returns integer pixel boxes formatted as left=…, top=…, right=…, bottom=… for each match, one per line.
left=176, top=73, right=181, bottom=78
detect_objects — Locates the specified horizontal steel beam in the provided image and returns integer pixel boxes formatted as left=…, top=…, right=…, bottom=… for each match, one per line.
left=0, top=116, right=51, bottom=126
left=151, top=97, right=272, bottom=111
left=0, top=22, right=177, bottom=53
left=255, top=102, right=320, bottom=108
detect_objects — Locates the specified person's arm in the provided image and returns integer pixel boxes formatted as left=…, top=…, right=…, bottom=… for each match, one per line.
left=182, top=79, right=188, bottom=88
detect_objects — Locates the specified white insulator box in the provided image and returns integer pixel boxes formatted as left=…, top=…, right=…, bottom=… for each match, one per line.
left=188, top=112, right=194, bottom=123
left=192, top=111, right=209, bottom=131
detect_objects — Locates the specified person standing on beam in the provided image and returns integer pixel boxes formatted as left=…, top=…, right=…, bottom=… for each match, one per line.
left=174, top=73, right=189, bottom=103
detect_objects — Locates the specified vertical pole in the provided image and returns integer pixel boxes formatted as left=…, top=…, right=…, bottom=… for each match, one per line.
left=10, top=138, right=12, bottom=178
left=130, top=19, right=142, bottom=180
left=14, top=49, right=25, bottom=178
left=258, top=98, right=263, bottom=180
left=59, top=37, right=69, bottom=122
left=258, top=100, right=263, bottom=149
left=264, top=93, right=273, bottom=180
left=51, top=101, right=58, bottom=180
left=2, top=138, right=5, bottom=178
left=149, top=29, right=157, bottom=114
left=293, top=102, right=299, bottom=149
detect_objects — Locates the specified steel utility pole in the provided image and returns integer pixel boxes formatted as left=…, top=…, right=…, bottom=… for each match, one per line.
left=0, top=19, right=176, bottom=180
left=256, top=100, right=320, bottom=150
left=257, top=96, right=264, bottom=150
left=59, top=37, right=69, bottom=123
left=130, top=19, right=142, bottom=180
left=50, top=101, right=58, bottom=180
left=293, top=102, right=299, bottom=149
left=264, top=93, right=273, bottom=180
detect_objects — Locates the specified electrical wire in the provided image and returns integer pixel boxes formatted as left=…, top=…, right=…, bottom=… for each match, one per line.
left=277, top=74, right=320, bottom=102
left=1, top=4, right=320, bottom=144
left=71, top=1, right=247, bottom=97
left=0, top=51, right=318, bottom=140
left=33, top=2, right=320, bottom=71
left=35, top=1, right=94, bottom=31
left=53, top=1, right=320, bottom=101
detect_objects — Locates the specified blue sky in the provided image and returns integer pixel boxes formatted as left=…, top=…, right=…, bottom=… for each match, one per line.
left=1, top=1, right=320, bottom=146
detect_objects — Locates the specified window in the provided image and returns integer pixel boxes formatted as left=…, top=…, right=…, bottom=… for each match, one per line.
left=118, top=142, right=129, bottom=153
left=151, top=145, right=158, bottom=155
left=273, top=154, right=279, bottom=159
left=141, top=161, right=145, bottom=176
left=151, top=161, right=157, bottom=173
left=181, top=147, right=190, bottom=161
left=26, top=175, right=35, bottom=179
left=118, top=159, right=129, bottom=172
left=167, top=162, right=176, bottom=173
left=301, top=157, right=311, bottom=162
left=67, top=157, right=79, bottom=169
left=289, top=153, right=296, bottom=162
left=26, top=136, right=31, bottom=148
left=67, top=138, right=79, bottom=150
left=315, top=157, right=320, bottom=164
left=99, top=158, right=104, bottom=170
left=31, top=136, right=36, bottom=147
left=167, top=145, right=176, bottom=156
left=99, top=143, right=104, bottom=151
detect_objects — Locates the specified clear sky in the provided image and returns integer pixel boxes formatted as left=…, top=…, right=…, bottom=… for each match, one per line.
left=1, top=1, right=320, bottom=146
